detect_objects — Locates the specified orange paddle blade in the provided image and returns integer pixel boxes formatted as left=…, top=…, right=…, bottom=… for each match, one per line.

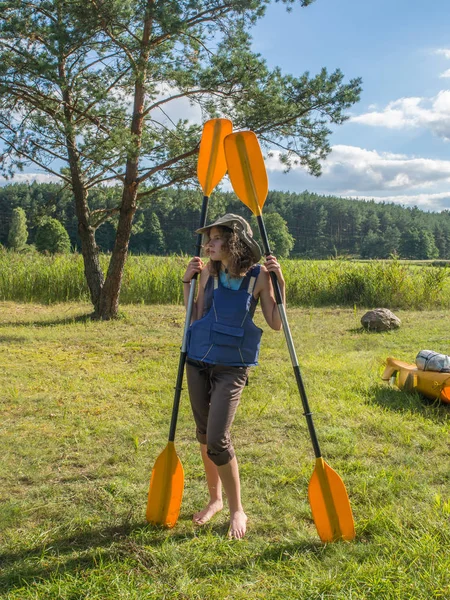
left=308, top=457, right=355, bottom=543
left=224, top=131, right=268, bottom=216
left=146, top=442, right=184, bottom=528
left=197, top=118, right=233, bottom=196
left=442, top=386, right=450, bottom=403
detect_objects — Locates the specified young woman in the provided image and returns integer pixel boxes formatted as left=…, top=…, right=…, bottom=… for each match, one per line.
left=182, top=214, right=285, bottom=539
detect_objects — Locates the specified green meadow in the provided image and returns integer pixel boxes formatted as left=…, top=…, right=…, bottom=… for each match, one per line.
left=0, top=300, right=449, bottom=599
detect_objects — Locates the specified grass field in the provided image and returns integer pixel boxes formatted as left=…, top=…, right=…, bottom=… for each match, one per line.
left=0, top=302, right=449, bottom=599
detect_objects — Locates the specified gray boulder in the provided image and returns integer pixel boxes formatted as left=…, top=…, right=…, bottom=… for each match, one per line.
left=361, top=308, right=401, bottom=332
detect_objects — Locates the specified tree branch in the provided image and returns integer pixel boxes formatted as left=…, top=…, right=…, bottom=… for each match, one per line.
left=74, top=66, right=133, bottom=121
left=0, top=116, right=66, bottom=163
left=136, top=175, right=195, bottom=201
left=89, top=205, right=121, bottom=228
left=136, top=146, right=198, bottom=185
left=87, top=0, right=138, bottom=69
left=86, top=171, right=126, bottom=189
left=143, top=87, right=230, bottom=117
left=0, top=134, right=71, bottom=183
left=150, top=2, right=234, bottom=47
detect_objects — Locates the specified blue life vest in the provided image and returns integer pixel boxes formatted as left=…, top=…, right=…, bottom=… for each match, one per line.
left=187, top=265, right=263, bottom=367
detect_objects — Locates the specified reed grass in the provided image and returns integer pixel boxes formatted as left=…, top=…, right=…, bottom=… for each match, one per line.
left=1, top=250, right=449, bottom=309
left=0, top=251, right=89, bottom=303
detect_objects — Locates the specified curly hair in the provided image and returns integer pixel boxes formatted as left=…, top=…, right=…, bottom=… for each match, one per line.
left=206, top=226, right=255, bottom=278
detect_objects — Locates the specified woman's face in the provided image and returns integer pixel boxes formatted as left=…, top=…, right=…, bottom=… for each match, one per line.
left=205, top=226, right=229, bottom=262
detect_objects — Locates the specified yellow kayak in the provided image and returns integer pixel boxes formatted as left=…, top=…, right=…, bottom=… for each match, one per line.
left=382, top=357, right=450, bottom=404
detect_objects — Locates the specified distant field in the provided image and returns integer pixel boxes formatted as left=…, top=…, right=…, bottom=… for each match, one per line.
left=1, top=252, right=450, bottom=309
left=0, top=303, right=448, bottom=599
left=355, top=259, right=450, bottom=266
left=354, top=258, right=450, bottom=268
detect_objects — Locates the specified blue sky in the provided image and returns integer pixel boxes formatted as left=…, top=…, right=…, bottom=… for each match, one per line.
left=252, top=0, right=450, bottom=211
left=4, top=0, right=450, bottom=212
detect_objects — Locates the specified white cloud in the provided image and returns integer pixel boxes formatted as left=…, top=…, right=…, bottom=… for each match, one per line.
left=5, top=148, right=450, bottom=213
left=435, top=48, right=450, bottom=59
left=439, top=69, right=450, bottom=79
left=321, top=145, right=450, bottom=191
left=346, top=191, right=450, bottom=211
left=0, top=173, right=60, bottom=186
left=104, top=83, right=203, bottom=124
left=264, top=145, right=450, bottom=211
left=149, top=84, right=203, bottom=125
left=0, top=172, right=126, bottom=188
left=350, top=91, right=450, bottom=139
left=267, top=145, right=450, bottom=190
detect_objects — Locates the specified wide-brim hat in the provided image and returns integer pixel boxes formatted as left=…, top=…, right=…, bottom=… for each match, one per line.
left=196, top=213, right=262, bottom=263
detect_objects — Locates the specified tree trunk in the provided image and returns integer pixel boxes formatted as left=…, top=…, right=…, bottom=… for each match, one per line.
left=95, top=2, right=153, bottom=319
left=73, top=178, right=104, bottom=310
left=60, top=74, right=104, bottom=311
left=96, top=182, right=137, bottom=319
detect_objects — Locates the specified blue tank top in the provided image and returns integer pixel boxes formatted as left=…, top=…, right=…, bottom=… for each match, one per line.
left=219, top=271, right=243, bottom=290
left=202, top=267, right=259, bottom=319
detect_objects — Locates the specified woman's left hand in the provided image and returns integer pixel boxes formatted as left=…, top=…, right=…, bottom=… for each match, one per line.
left=264, top=255, right=284, bottom=282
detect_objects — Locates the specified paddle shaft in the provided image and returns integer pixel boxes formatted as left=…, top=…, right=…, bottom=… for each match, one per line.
left=256, top=215, right=322, bottom=459
left=168, top=196, right=208, bottom=442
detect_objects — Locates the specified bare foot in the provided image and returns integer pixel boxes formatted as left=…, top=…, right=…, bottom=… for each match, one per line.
left=193, top=499, right=223, bottom=525
left=228, top=510, right=247, bottom=539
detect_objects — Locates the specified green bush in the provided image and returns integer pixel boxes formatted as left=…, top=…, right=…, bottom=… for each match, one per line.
left=35, top=218, right=71, bottom=254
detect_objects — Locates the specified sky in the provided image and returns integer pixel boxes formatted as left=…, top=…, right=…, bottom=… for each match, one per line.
left=252, top=0, right=450, bottom=211
left=4, top=0, right=450, bottom=212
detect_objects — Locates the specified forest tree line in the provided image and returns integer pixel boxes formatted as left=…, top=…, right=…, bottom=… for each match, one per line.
left=1, top=182, right=450, bottom=259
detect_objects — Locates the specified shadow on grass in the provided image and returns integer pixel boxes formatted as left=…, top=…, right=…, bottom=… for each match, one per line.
left=0, top=313, right=96, bottom=329
left=0, top=520, right=187, bottom=593
left=0, top=335, right=30, bottom=344
left=367, top=383, right=449, bottom=422
left=347, top=327, right=392, bottom=334
left=114, top=524, right=325, bottom=580
left=0, top=519, right=324, bottom=592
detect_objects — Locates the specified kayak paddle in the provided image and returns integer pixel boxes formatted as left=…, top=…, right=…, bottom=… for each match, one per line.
left=224, top=130, right=355, bottom=543
left=146, top=118, right=232, bottom=527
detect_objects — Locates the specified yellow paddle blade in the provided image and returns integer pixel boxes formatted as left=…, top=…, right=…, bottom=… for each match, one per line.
left=308, top=457, right=355, bottom=543
left=197, top=118, right=233, bottom=196
left=146, top=441, right=184, bottom=528
left=224, top=131, right=268, bottom=217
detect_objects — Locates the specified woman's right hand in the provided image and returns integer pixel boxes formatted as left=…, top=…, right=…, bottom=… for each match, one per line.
left=183, top=256, right=204, bottom=282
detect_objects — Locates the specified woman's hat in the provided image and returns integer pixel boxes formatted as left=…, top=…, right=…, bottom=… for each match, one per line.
left=196, top=213, right=262, bottom=262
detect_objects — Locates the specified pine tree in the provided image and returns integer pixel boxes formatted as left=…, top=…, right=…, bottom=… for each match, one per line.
left=7, top=207, right=28, bottom=250
left=147, top=213, right=166, bottom=255
left=360, top=230, right=382, bottom=259
left=381, top=225, right=401, bottom=258
left=417, top=229, right=439, bottom=260
left=0, top=1, right=361, bottom=318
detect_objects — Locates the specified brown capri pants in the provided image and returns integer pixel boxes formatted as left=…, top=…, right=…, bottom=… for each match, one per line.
left=186, top=360, right=249, bottom=466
